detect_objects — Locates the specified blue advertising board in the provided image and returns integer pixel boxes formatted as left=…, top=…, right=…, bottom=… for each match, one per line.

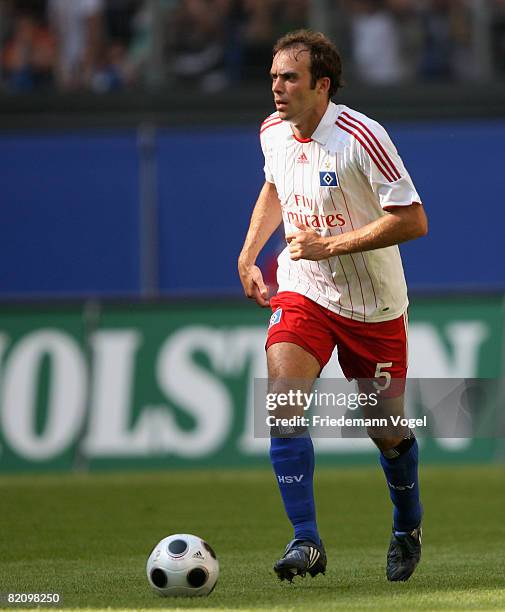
left=0, top=120, right=503, bottom=297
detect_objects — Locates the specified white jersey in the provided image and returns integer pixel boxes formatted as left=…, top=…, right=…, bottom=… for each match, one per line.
left=260, top=101, right=422, bottom=323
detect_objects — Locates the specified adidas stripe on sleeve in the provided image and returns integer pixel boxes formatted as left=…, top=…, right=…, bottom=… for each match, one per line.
left=336, top=111, right=421, bottom=210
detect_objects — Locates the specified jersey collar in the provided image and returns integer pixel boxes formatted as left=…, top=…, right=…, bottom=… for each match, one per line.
left=310, top=101, right=338, bottom=146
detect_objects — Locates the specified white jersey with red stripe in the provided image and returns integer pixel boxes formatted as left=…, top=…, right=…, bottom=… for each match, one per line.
left=259, top=101, right=422, bottom=322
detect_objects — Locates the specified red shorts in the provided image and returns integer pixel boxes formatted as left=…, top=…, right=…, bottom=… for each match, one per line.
left=266, top=291, right=408, bottom=398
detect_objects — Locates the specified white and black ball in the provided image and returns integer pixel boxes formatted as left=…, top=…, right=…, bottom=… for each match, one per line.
left=146, top=533, right=219, bottom=597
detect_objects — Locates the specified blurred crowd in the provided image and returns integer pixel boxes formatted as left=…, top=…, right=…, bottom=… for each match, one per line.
left=1, top=0, right=505, bottom=93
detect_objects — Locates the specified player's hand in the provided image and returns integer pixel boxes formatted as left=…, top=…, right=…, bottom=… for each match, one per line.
left=286, top=222, right=332, bottom=261
left=237, top=262, right=270, bottom=307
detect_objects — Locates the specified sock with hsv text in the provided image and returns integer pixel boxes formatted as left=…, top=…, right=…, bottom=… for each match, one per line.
left=380, top=437, right=422, bottom=533
left=270, top=433, right=320, bottom=544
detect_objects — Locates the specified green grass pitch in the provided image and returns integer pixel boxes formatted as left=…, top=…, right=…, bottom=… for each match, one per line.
left=0, top=465, right=504, bottom=611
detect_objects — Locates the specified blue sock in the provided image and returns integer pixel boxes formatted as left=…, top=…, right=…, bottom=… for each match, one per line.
left=269, top=434, right=320, bottom=544
left=380, top=439, right=422, bottom=532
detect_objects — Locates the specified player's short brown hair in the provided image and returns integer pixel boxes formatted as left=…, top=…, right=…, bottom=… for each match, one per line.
left=273, top=30, right=343, bottom=98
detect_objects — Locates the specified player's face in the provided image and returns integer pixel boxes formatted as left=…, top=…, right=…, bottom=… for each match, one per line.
left=270, top=48, right=318, bottom=122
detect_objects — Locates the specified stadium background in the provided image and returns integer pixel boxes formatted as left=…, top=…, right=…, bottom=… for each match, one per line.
left=0, top=0, right=504, bottom=473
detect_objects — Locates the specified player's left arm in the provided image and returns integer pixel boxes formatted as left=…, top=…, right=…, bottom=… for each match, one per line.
left=287, top=203, right=427, bottom=261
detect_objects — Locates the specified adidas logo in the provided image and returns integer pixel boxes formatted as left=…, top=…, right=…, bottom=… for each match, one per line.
left=192, top=550, right=204, bottom=559
left=297, top=152, right=309, bottom=164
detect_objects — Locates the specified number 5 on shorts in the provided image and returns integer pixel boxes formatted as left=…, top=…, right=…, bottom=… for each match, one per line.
left=373, top=362, right=393, bottom=393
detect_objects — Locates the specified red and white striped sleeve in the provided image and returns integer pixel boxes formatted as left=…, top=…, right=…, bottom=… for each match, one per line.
left=259, top=113, right=279, bottom=184
left=337, top=111, right=422, bottom=210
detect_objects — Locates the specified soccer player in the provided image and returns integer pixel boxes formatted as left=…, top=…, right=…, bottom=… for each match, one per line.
left=238, top=30, right=428, bottom=583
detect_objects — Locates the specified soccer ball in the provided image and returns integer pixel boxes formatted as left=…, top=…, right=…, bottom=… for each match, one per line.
left=146, top=533, right=219, bottom=597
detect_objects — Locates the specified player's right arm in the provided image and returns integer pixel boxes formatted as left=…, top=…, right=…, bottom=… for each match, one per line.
left=238, top=180, right=282, bottom=307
